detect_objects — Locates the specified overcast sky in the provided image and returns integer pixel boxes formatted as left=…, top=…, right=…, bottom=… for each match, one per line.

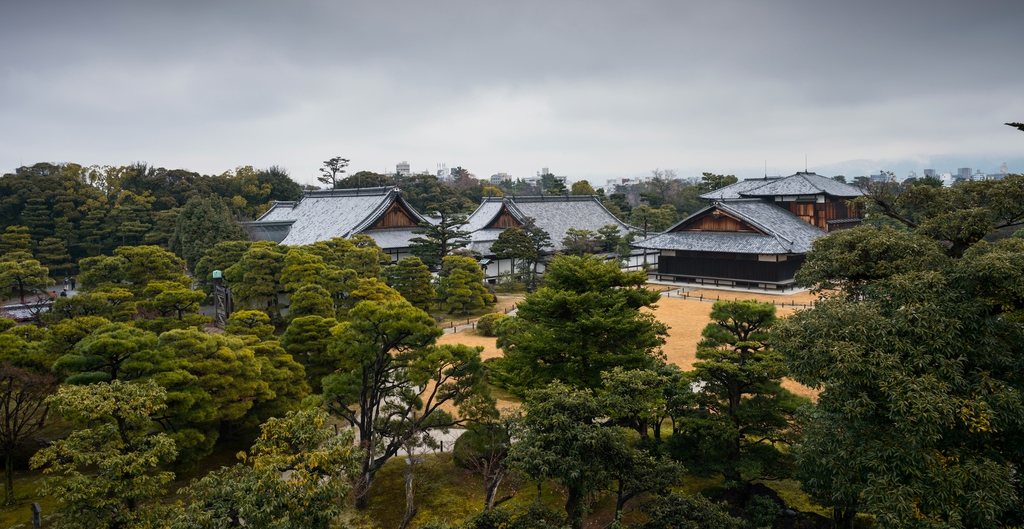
left=2, top=0, right=1023, bottom=185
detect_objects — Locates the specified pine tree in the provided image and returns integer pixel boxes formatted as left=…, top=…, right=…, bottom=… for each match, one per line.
left=439, top=256, right=490, bottom=315
left=170, top=195, right=248, bottom=271
left=0, top=226, right=31, bottom=257
left=384, top=256, right=435, bottom=310
left=35, top=237, right=73, bottom=277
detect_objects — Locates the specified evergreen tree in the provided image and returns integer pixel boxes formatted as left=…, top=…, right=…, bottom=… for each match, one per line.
left=409, top=202, right=471, bottom=268
left=493, top=255, right=665, bottom=393
left=287, top=284, right=335, bottom=319
left=439, top=255, right=491, bottom=315
left=170, top=195, right=248, bottom=271
left=193, top=239, right=252, bottom=294
left=224, top=242, right=286, bottom=315
left=35, top=237, right=73, bottom=277
left=0, top=226, right=31, bottom=257
left=281, top=314, right=338, bottom=389
left=671, top=300, right=808, bottom=485
left=320, top=300, right=489, bottom=508
left=385, top=256, right=435, bottom=310
left=490, top=227, right=535, bottom=283
left=0, top=255, right=50, bottom=304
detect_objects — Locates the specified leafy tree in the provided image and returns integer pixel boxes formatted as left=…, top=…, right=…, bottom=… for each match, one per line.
left=257, top=165, right=302, bottom=202
left=507, top=382, right=633, bottom=529
left=0, top=255, right=50, bottom=303
left=494, top=255, right=666, bottom=393
left=570, top=180, right=596, bottom=195
left=696, top=172, right=738, bottom=194
left=454, top=417, right=515, bottom=511
left=169, top=195, right=248, bottom=271
left=795, top=225, right=949, bottom=294
left=0, top=364, right=57, bottom=504
left=410, top=202, right=471, bottom=267
left=175, top=409, right=360, bottom=529
left=30, top=380, right=178, bottom=529
left=225, top=310, right=276, bottom=341
left=490, top=227, right=535, bottom=284
left=320, top=300, right=489, bottom=507
left=674, top=300, right=807, bottom=485
left=855, top=173, right=1024, bottom=257
left=638, top=492, right=741, bottom=529
left=776, top=234, right=1024, bottom=528
left=317, top=156, right=350, bottom=188
left=385, top=256, right=436, bottom=310
left=602, top=367, right=669, bottom=440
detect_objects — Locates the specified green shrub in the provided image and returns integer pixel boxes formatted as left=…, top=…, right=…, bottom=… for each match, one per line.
left=476, top=313, right=508, bottom=337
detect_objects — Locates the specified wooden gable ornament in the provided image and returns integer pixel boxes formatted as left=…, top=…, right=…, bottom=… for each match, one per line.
left=670, top=207, right=764, bottom=234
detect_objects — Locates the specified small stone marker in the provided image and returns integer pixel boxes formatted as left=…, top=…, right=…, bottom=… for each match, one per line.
left=31, top=502, right=42, bottom=528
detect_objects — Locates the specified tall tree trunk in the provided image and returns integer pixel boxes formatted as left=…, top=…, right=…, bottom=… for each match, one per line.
left=398, top=457, right=418, bottom=529
left=565, top=487, right=585, bottom=529
left=484, top=471, right=504, bottom=510
left=835, top=507, right=857, bottom=529
left=5, top=452, right=13, bottom=504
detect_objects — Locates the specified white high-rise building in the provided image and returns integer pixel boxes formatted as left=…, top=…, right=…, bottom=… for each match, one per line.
left=396, top=161, right=411, bottom=177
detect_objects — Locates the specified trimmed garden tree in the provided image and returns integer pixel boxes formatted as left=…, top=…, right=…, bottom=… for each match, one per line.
left=672, top=300, right=808, bottom=485
left=320, top=299, right=490, bottom=508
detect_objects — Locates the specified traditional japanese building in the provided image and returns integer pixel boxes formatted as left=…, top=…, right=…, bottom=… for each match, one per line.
left=244, top=186, right=431, bottom=261
left=634, top=172, right=863, bottom=288
left=465, top=195, right=641, bottom=278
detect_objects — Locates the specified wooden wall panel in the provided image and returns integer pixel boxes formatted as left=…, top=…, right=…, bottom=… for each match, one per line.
left=678, top=214, right=758, bottom=233
left=487, top=211, right=521, bottom=229
left=371, top=203, right=419, bottom=229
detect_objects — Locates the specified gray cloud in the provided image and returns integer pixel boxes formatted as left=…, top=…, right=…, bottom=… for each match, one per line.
left=2, top=0, right=1022, bottom=183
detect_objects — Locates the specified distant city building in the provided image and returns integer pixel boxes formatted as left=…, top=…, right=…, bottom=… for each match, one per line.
left=1000, top=162, right=1009, bottom=174
left=907, top=171, right=917, bottom=180
left=957, top=168, right=972, bottom=180
left=489, top=172, right=512, bottom=185
left=924, top=169, right=937, bottom=178
left=436, top=163, right=451, bottom=181
left=869, top=172, right=889, bottom=183
left=396, top=161, right=411, bottom=177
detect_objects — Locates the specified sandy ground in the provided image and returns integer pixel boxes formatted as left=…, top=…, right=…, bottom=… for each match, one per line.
left=439, top=287, right=819, bottom=402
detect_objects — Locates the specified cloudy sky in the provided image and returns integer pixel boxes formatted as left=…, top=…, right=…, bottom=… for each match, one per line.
left=2, top=1, right=1023, bottom=185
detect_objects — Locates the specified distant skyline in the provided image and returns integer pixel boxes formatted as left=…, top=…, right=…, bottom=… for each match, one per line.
left=2, top=1, right=1022, bottom=186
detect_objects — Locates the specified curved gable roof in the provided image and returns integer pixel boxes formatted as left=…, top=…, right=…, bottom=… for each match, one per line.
left=739, top=172, right=863, bottom=198
left=636, top=199, right=824, bottom=254
left=247, top=186, right=430, bottom=248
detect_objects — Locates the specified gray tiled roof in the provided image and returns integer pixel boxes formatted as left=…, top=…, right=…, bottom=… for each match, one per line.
left=698, top=172, right=863, bottom=200
left=738, top=172, right=864, bottom=198
left=467, top=195, right=635, bottom=254
left=633, top=199, right=824, bottom=254
left=699, top=178, right=780, bottom=200
left=246, top=187, right=430, bottom=249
